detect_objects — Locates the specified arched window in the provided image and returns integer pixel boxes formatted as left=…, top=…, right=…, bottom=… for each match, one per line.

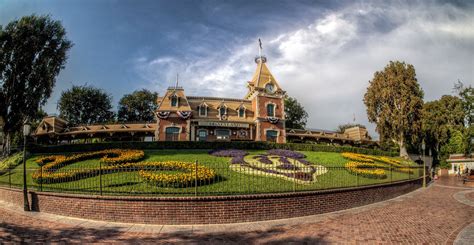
left=267, top=104, right=275, bottom=117
left=238, top=107, right=245, bottom=118
left=171, top=96, right=178, bottom=107
left=165, top=127, right=180, bottom=141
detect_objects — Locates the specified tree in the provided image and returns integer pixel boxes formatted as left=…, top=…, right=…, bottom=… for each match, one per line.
left=0, top=15, right=72, bottom=155
left=363, top=61, right=424, bottom=157
left=454, top=80, right=474, bottom=126
left=422, top=95, right=465, bottom=160
left=284, top=96, right=308, bottom=129
left=335, top=123, right=366, bottom=133
left=453, top=80, right=473, bottom=154
left=117, top=89, right=158, bottom=122
left=440, top=129, right=466, bottom=160
left=58, top=85, right=115, bottom=125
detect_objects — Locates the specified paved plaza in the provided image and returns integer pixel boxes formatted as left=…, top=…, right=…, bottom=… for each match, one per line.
left=1, top=177, right=473, bottom=244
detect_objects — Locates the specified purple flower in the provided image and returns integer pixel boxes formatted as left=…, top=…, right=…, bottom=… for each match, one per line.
left=279, top=157, right=291, bottom=164
left=231, top=155, right=246, bottom=165
left=210, top=149, right=248, bottom=157
left=267, top=149, right=305, bottom=159
left=256, top=155, right=273, bottom=165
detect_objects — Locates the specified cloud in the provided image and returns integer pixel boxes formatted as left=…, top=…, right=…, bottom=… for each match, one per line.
left=134, top=1, right=474, bottom=139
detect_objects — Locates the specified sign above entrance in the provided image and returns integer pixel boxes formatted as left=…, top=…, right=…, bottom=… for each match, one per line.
left=198, top=121, right=250, bottom=128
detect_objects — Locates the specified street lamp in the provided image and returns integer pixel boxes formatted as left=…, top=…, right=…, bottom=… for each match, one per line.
left=422, top=139, right=426, bottom=188
left=22, top=120, right=31, bottom=211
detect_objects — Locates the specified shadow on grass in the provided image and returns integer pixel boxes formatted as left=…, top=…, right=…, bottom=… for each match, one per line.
left=0, top=220, right=329, bottom=244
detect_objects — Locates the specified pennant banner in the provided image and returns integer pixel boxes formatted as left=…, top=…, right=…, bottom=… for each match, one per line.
left=157, top=111, right=171, bottom=119
left=267, top=117, right=279, bottom=124
left=177, top=111, right=192, bottom=119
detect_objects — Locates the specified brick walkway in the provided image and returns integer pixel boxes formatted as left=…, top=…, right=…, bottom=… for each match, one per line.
left=1, top=177, right=473, bottom=244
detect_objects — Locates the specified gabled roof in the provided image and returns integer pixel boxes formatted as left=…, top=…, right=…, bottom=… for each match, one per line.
left=246, top=59, right=283, bottom=98
left=156, top=87, right=192, bottom=112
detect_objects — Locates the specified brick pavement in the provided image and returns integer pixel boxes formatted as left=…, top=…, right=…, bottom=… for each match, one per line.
left=0, top=177, right=473, bottom=244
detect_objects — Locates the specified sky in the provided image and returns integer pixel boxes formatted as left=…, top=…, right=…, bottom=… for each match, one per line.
left=1, top=0, right=473, bottom=138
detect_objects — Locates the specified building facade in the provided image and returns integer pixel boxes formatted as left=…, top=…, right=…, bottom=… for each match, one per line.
left=154, top=56, right=286, bottom=143
left=34, top=55, right=287, bottom=144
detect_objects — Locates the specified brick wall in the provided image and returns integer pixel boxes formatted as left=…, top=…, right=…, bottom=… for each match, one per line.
left=0, top=178, right=422, bottom=225
left=157, top=117, right=188, bottom=141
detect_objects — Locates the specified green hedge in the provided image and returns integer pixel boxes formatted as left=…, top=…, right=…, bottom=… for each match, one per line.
left=28, top=141, right=397, bottom=156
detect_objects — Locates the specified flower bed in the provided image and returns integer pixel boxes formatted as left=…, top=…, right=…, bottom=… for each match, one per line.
left=209, top=149, right=248, bottom=157
left=32, top=149, right=216, bottom=186
left=210, top=149, right=327, bottom=183
left=341, top=152, right=415, bottom=179
left=139, top=161, right=215, bottom=187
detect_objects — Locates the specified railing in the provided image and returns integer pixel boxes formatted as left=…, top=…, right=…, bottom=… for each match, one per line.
left=0, top=164, right=426, bottom=196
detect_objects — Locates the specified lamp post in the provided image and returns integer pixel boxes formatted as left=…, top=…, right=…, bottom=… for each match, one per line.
left=422, top=139, right=426, bottom=188
left=22, top=120, right=31, bottom=211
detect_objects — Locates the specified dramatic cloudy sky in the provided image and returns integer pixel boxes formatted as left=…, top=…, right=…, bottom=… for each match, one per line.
left=1, top=0, right=473, bottom=138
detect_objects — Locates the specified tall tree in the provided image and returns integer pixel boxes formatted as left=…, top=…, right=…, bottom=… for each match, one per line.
left=0, top=15, right=72, bottom=155
left=440, top=129, right=466, bottom=160
left=284, top=96, right=308, bottom=129
left=335, top=123, right=366, bottom=133
left=58, top=85, right=115, bottom=125
left=363, top=61, right=424, bottom=157
left=422, top=95, right=465, bottom=161
left=454, top=80, right=474, bottom=154
left=117, top=89, right=158, bottom=122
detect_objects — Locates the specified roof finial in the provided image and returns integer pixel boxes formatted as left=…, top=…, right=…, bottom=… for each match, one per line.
left=255, top=38, right=267, bottom=64
left=175, top=73, right=179, bottom=89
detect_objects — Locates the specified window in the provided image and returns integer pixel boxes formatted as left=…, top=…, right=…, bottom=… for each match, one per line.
left=267, top=104, right=275, bottom=117
left=199, top=106, right=207, bottom=117
left=171, top=96, right=178, bottom=107
left=238, top=107, right=245, bottom=118
left=165, top=127, right=180, bottom=141
left=265, top=83, right=274, bottom=93
left=266, top=130, right=278, bottom=143
left=197, top=129, right=207, bottom=141
left=219, top=107, right=226, bottom=116
left=216, top=129, right=230, bottom=141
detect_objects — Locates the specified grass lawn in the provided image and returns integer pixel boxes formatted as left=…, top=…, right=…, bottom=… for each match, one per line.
left=0, top=149, right=423, bottom=196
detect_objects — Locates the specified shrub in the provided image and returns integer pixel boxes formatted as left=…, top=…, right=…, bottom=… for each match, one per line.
left=29, top=141, right=397, bottom=157
left=0, top=153, right=23, bottom=174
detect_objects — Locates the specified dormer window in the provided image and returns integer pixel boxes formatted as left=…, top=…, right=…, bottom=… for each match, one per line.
left=219, top=107, right=227, bottom=116
left=199, top=105, right=207, bottom=117
left=171, top=95, right=178, bottom=107
left=238, top=107, right=245, bottom=118
left=267, top=103, right=275, bottom=117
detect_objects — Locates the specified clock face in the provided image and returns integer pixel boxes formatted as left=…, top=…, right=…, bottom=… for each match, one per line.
left=265, top=83, right=274, bottom=93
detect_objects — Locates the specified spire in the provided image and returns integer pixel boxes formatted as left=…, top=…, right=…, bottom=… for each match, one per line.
left=175, top=73, right=179, bottom=89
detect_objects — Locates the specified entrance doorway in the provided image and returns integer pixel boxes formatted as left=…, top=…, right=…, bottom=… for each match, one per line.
left=165, top=127, right=180, bottom=141
left=197, top=129, right=208, bottom=141
left=215, top=129, right=231, bottom=141
left=266, top=130, right=278, bottom=143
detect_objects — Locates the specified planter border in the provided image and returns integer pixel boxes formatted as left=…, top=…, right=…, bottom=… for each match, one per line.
left=0, top=177, right=424, bottom=225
